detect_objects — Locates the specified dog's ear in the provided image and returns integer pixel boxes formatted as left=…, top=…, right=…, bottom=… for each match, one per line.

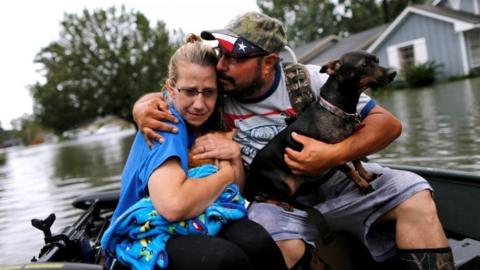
left=320, top=60, right=341, bottom=75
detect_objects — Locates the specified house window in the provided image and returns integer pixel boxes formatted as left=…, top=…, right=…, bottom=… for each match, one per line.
left=387, top=38, right=427, bottom=70
left=398, top=45, right=415, bottom=69
left=466, top=29, right=480, bottom=68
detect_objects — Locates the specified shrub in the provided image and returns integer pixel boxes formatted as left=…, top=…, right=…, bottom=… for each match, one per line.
left=403, top=61, right=442, bottom=88
left=0, top=152, right=5, bottom=165
left=468, top=66, right=480, bottom=77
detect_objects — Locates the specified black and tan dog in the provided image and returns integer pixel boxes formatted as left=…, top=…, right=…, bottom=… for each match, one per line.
left=245, top=51, right=396, bottom=203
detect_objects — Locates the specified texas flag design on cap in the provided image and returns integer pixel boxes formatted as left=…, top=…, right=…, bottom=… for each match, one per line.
left=212, top=33, right=267, bottom=58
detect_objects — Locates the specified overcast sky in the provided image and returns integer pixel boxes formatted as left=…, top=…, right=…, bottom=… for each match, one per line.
left=0, top=0, right=259, bottom=129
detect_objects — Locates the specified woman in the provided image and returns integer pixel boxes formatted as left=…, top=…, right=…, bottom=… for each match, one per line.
left=104, top=34, right=287, bottom=270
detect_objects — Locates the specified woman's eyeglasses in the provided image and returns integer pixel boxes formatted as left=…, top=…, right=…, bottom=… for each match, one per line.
left=175, top=87, right=217, bottom=98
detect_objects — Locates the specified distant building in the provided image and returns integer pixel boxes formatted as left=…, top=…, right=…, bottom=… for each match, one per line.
left=0, top=138, right=23, bottom=148
left=282, top=0, right=480, bottom=78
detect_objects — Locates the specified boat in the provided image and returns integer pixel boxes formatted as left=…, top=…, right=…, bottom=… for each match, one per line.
left=1, top=164, right=479, bottom=269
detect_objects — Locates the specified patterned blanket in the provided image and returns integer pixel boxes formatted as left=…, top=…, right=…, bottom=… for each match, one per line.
left=101, top=164, right=247, bottom=270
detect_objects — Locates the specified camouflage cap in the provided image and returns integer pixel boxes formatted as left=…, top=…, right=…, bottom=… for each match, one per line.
left=201, top=11, right=287, bottom=58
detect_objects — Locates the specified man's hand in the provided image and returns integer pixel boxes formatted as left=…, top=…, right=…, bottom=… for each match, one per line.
left=284, top=132, right=340, bottom=176
left=284, top=105, right=402, bottom=176
left=133, top=92, right=179, bottom=147
left=190, top=131, right=240, bottom=161
left=191, top=131, right=245, bottom=190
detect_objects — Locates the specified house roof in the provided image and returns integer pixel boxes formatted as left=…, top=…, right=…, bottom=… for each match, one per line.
left=368, top=4, right=480, bottom=52
left=416, top=4, right=480, bottom=24
left=279, top=35, right=338, bottom=63
left=304, top=24, right=389, bottom=66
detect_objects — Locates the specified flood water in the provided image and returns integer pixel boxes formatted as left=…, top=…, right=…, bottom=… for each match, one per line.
left=369, top=78, right=480, bottom=171
left=1, top=78, right=480, bottom=264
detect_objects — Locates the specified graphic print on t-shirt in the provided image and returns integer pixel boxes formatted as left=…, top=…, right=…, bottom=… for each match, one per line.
left=230, top=112, right=288, bottom=166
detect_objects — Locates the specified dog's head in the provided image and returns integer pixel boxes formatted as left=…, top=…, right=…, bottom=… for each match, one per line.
left=320, top=51, right=396, bottom=92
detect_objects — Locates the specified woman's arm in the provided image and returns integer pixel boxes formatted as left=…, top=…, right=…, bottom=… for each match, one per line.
left=148, top=158, right=234, bottom=222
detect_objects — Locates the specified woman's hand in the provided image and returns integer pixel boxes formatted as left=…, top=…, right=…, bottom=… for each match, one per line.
left=132, top=92, right=179, bottom=147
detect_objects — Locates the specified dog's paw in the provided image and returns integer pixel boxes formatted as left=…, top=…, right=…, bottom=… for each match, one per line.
left=362, top=184, right=375, bottom=195
left=365, top=172, right=382, bottom=182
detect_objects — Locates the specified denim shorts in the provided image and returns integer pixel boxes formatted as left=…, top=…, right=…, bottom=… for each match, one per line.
left=247, top=163, right=432, bottom=262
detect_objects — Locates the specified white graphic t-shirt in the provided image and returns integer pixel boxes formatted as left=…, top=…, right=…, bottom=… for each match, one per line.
left=224, top=64, right=376, bottom=167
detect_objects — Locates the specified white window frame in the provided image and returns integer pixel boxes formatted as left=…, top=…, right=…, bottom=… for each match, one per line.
left=387, top=38, right=428, bottom=70
left=466, top=29, right=480, bottom=68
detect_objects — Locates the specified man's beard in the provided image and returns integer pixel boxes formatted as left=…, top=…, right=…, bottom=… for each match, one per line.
left=219, top=66, right=266, bottom=100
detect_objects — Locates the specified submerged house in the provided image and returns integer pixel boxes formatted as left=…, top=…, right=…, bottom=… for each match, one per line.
left=369, top=0, right=480, bottom=77
left=284, top=0, right=480, bottom=78
left=280, top=25, right=389, bottom=66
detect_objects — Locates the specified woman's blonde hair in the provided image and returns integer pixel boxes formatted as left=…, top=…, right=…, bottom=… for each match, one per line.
left=167, top=33, right=217, bottom=84
left=166, top=34, right=224, bottom=131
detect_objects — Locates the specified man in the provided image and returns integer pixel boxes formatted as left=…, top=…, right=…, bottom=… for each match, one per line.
left=133, top=12, right=455, bottom=270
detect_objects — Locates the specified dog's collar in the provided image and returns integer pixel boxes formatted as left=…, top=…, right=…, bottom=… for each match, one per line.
left=318, top=96, right=361, bottom=124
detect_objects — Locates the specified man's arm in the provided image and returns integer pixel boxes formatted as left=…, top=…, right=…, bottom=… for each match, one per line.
left=284, top=105, right=402, bottom=176
left=133, top=92, right=179, bottom=146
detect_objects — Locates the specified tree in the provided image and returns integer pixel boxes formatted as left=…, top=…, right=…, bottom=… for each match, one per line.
left=31, top=6, right=176, bottom=134
left=257, top=0, right=345, bottom=46
left=257, top=0, right=426, bottom=46
left=385, top=0, right=426, bottom=21
left=10, top=114, right=47, bottom=145
left=342, top=0, right=384, bottom=34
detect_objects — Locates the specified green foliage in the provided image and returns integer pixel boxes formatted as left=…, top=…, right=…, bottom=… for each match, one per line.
left=0, top=129, right=10, bottom=143
left=383, top=0, right=426, bottom=22
left=465, top=66, right=480, bottom=78
left=31, top=6, right=176, bottom=134
left=403, top=61, right=442, bottom=88
left=257, top=0, right=425, bottom=46
left=341, top=0, right=384, bottom=34
left=447, top=67, right=480, bottom=81
left=257, top=0, right=345, bottom=46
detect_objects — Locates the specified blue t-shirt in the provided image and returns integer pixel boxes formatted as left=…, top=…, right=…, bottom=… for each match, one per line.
left=111, top=107, right=195, bottom=224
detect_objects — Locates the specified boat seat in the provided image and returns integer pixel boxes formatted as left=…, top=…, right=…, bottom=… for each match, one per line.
left=315, top=233, right=480, bottom=269
left=450, top=238, right=480, bottom=269
left=72, top=191, right=120, bottom=210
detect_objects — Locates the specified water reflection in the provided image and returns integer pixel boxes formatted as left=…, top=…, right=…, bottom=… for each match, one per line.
left=370, top=78, right=480, bottom=171
left=0, top=130, right=135, bottom=264
left=0, top=78, right=480, bottom=264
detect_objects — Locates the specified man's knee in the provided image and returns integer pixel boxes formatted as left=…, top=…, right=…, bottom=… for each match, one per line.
left=277, top=239, right=305, bottom=268
left=379, top=189, right=438, bottom=223
left=396, top=190, right=439, bottom=222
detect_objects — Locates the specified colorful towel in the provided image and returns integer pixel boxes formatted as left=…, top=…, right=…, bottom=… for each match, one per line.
left=101, top=164, right=247, bottom=270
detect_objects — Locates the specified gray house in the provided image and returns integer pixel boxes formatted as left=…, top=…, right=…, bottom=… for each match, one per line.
left=368, top=0, right=480, bottom=77
left=284, top=0, right=480, bottom=77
